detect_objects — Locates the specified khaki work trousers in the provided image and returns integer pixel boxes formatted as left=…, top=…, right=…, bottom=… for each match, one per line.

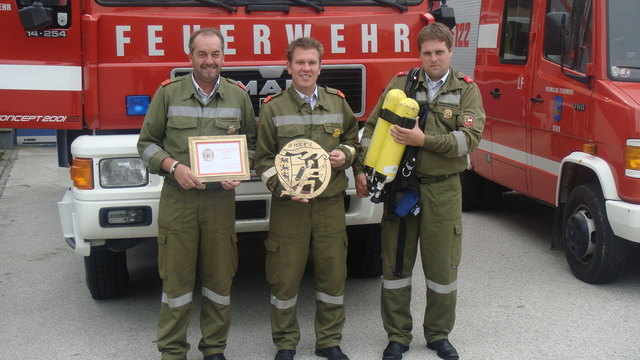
left=381, top=175, right=462, bottom=345
left=264, top=194, right=348, bottom=350
left=156, top=183, right=238, bottom=360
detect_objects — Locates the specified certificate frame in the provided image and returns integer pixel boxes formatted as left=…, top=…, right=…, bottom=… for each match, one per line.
left=188, top=135, right=251, bottom=182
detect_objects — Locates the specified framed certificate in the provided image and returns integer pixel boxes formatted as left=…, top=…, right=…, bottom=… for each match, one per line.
left=188, top=135, right=251, bottom=182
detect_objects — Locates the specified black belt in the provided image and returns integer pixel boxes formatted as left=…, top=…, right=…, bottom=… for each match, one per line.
left=164, top=177, right=222, bottom=190
left=418, top=173, right=457, bottom=184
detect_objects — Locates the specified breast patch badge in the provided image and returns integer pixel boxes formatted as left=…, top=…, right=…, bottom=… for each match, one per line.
left=275, top=139, right=331, bottom=199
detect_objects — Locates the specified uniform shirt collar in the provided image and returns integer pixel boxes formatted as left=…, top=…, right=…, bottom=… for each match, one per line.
left=294, top=86, right=318, bottom=109
left=191, top=73, right=220, bottom=104
left=425, top=69, right=450, bottom=102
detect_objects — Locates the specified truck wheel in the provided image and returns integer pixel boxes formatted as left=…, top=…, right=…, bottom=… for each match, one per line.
left=346, top=224, right=383, bottom=277
left=461, top=170, right=482, bottom=211
left=562, top=183, right=628, bottom=283
left=84, top=247, right=129, bottom=299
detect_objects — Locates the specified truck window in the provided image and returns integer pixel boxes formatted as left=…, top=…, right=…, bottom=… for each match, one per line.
left=607, top=0, right=640, bottom=82
left=544, top=0, right=592, bottom=74
left=499, top=0, right=533, bottom=64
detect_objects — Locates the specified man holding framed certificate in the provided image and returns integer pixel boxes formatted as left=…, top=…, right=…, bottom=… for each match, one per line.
left=137, top=28, right=257, bottom=360
left=255, top=37, right=359, bottom=360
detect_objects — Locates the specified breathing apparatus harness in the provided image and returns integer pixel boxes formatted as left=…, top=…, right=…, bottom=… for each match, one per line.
left=382, top=67, right=428, bottom=277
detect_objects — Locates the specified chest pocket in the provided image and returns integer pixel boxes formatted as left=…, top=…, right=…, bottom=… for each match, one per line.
left=322, top=123, right=343, bottom=149
left=214, top=117, right=241, bottom=135
left=167, top=117, right=198, bottom=139
left=431, top=105, right=460, bottom=132
left=276, top=125, right=305, bottom=149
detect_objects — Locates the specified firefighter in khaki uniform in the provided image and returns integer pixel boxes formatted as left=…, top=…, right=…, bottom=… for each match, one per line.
left=355, top=23, right=485, bottom=360
left=254, top=37, right=358, bottom=360
left=137, top=28, right=257, bottom=360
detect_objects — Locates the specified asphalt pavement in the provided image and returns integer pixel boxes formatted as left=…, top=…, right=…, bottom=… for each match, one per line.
left=1, top=146, right=639, bottom=360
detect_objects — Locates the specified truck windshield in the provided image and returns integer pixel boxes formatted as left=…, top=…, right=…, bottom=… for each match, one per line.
left=96, top=0, right=423, bottom=6
left=608, top=0, right=640, bottom=81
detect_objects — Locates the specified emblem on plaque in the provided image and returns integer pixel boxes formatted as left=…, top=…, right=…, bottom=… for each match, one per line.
left=275, top=139, right=331, bottom=199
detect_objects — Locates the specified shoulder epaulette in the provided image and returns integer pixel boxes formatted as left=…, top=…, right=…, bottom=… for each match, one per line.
left=161, top=78, right=174, bottom=87
left=463, top=76, right=475, bottom=84
left=263, top=91, right=284, bottom=104
left=396, top=71, right=408, bottom=76
left=235, top=81, right=246, bottom=90
left=325, top=87, right=346, bottom=98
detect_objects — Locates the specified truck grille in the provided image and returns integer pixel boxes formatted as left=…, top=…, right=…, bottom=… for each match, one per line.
left=172, top=65, right=365, bottom=117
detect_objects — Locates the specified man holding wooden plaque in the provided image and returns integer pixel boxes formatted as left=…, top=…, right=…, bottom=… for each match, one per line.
left=254, top=37, right=359, bottom=360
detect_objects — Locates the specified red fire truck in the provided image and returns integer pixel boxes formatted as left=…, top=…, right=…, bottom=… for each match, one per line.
left=452, top=0, right=639, bottom=283
left=0, top=0, right=454, bottom=298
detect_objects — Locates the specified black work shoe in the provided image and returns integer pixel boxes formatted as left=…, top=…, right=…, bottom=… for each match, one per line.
left=203, top=353, right=227, bottom=360
left=274, top=349, right=296, bottom=360
left=427, top=339, right=459, bottom=360
left=382, top=341, right=409, bottom=360
left=315, top=346, right=350, bottom=360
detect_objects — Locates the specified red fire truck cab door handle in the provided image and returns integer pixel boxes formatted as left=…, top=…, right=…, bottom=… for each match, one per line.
left=530, top=97, right=544, bottom=103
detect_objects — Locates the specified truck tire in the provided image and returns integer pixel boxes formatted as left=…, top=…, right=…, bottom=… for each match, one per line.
left=84, top=247, right=129, bottom=299
left=562, top=183, right=628, bottom=284
left=346, top=224, right=383, bottom=278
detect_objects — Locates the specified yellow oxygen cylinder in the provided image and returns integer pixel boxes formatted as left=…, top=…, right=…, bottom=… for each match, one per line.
left=363, top=89, right=406, bottom=175
left=373, top=97, right=420, bottom=183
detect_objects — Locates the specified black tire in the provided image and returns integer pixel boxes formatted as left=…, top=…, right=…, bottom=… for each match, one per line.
left=461, top=169, right=483, bottom=211
left=84, top=247, right=129, bottom=299
left=346, top=224, right=383, bottom=278
left=562, top=183, right=628, bottom=284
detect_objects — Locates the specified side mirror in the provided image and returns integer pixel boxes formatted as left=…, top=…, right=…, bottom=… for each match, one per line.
left=544, top=12, right=571, bottom=56
left=19, top=1, right=53, bottom=31
left=429, top=5, right=456, bottom=30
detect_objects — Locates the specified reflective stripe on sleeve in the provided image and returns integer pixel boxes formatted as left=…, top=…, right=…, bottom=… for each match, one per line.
left=202, top=286, right=231, bottom=306
left=261, top=166, right=277, bottom=184
left=270, top=294, right=298, bottom=310
left=382, top=277, right=412, bottom=290
left=426, top=279, right=457, bottom=294
left=315, top=291, right=344, bottom=305
left=141, top=143, right=164, bottom=164
left=453, top=130, right=468, bottom=156
left=161, top=292, right=193, bottom=308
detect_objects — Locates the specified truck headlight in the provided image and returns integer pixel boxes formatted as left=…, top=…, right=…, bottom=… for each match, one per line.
left=99, top=158, right=148, bottom=188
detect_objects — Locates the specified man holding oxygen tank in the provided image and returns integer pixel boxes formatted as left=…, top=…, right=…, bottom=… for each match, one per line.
left=354, top=22, right=485, bottom=360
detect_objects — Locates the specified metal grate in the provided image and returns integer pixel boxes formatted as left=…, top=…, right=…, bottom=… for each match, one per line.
left=172, top=64, right=365, bottom=117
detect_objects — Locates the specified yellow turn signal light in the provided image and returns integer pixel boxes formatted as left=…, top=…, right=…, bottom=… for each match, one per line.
left=582, top=143, right=597, bottom=155
left=70, top=158, right=94, bottom=190
left=627, top=145, right=640, bottom=171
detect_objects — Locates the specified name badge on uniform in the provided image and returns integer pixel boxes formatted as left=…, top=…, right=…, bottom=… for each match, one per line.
left=227, top=125, right=237, bottom=134
left=332, top=128, right=341, bottom=138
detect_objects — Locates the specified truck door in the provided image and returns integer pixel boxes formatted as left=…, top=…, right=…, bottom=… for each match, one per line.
left=529, top=0, right=594, bottom=205
left=0, top=1, right=83, bottom=130
left=474, top=0, right=535, bottom=195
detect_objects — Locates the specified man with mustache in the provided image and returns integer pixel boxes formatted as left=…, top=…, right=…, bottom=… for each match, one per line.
left=137, top=28, right=257, bottom=360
